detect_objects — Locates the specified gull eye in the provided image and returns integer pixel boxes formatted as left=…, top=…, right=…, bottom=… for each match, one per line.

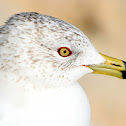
left=58, top=47, right=72, bottom=57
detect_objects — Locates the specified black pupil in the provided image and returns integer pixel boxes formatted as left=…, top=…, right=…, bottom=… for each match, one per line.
left=63, top=50, right=67, bottom=53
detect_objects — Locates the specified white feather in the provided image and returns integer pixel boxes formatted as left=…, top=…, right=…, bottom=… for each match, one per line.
left=0, top=12, right=105, bottom=126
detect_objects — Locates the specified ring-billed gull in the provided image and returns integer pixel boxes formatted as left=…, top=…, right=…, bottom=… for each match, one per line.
left=0, top=12, right=125, bottom=126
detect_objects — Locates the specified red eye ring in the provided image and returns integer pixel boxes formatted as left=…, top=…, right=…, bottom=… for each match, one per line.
left=58, top=47, right=72, bottom=57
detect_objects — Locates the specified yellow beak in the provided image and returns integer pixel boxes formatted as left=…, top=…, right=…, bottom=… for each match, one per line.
left=89, top=53, right=126, bottom=79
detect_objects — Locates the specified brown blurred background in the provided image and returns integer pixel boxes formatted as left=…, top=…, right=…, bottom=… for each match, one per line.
left=0, top=0, right=126, bottom=126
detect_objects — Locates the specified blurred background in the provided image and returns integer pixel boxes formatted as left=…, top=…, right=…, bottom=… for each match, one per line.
left=0, top=0, right=126, bottom=126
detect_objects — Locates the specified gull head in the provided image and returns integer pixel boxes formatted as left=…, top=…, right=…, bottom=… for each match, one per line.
left=0, top=12, right=125, bottom=88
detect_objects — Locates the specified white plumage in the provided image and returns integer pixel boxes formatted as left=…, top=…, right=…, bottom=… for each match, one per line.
left=0, top=12, right=105, bottom=126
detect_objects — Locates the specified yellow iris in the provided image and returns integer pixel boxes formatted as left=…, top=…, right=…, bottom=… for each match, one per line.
left=58, top=47, right=72, bottom=57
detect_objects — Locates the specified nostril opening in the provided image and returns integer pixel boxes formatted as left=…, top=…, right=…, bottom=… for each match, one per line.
left=111, top=63, right=121, bottom=67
